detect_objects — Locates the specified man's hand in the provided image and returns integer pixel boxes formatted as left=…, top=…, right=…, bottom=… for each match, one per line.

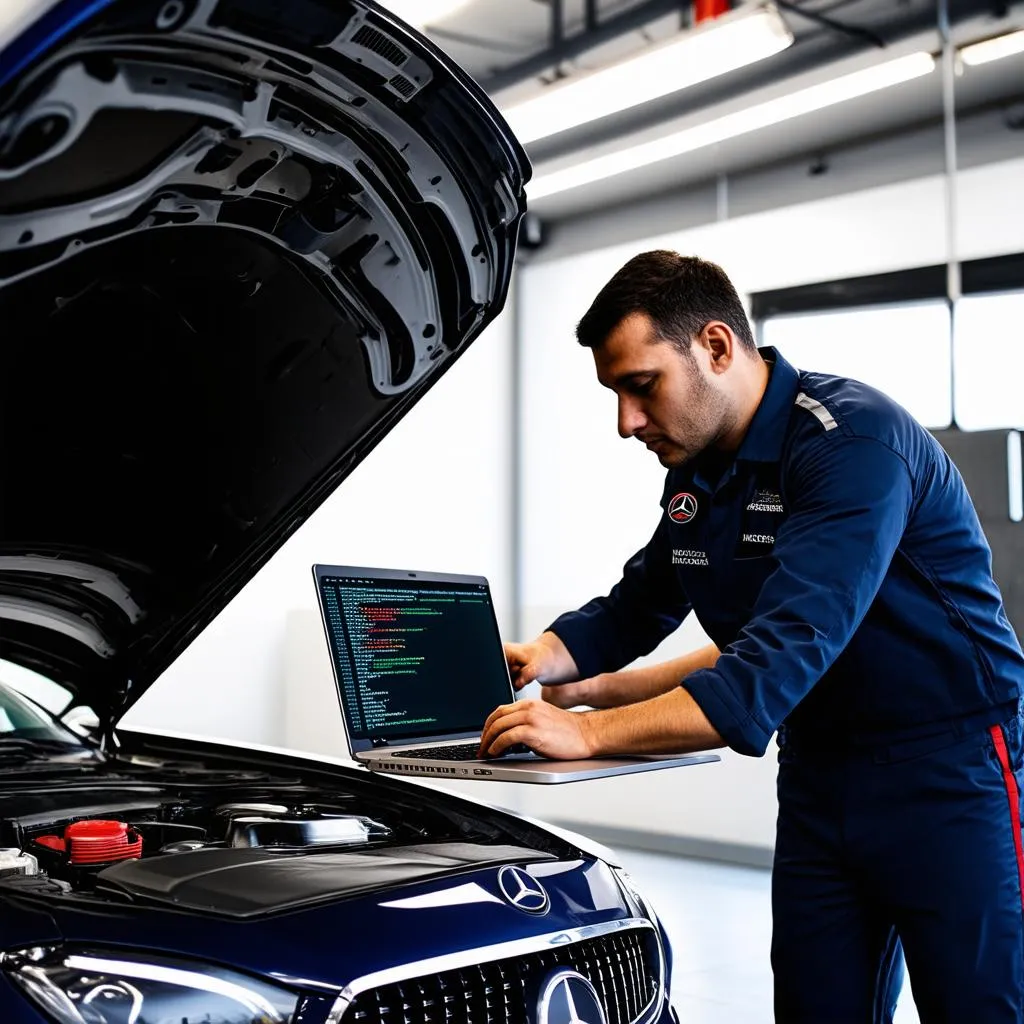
left=478, top=700, right=593, bottom=760
left=480, top=687, right=725, bottom=761
left=503, top=631, right=579, bottom=691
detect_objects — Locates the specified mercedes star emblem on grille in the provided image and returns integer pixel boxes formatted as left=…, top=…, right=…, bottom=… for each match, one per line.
left=497, top=865, right=549, bottom=914
left=537, top=969, right=608, bottom=1024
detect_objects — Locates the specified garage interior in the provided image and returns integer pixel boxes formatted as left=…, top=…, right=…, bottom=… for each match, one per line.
left=3, top=1, right=1023, bottom=1021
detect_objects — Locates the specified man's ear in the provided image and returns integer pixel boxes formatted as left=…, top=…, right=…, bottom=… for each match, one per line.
left=702, top=321, right=735, bottom=374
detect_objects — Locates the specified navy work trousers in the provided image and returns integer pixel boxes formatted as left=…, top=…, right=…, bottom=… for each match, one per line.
left=772, top=708, right=1024, bottom=1023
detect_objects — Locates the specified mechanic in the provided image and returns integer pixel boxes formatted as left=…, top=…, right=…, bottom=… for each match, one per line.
left=478, top=251, right=1024, bottom=1022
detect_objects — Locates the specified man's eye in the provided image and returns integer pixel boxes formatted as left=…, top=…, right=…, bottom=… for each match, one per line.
left=631, top=380, right=654, bottom=395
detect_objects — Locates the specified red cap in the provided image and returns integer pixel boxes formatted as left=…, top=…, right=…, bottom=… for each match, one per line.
left=64, top=820, right=143, bottom=865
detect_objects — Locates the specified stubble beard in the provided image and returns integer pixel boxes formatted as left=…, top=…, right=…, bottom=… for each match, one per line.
left=659, top=357, right=729, bottom=468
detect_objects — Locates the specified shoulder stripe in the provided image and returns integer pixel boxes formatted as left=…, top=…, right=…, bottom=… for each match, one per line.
left=795, top=392, right=837, bottom=431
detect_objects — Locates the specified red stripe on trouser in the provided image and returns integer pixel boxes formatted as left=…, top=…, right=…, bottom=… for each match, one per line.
left=989, top=724, right=1024, bottom=914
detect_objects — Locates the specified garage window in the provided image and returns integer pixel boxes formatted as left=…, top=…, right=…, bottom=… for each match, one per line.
left=953, top=290, right=1024, bottom=431
left=759, top=301, right=953, bottom=429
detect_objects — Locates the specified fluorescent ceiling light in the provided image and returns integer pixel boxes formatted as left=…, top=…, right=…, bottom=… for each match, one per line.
left=528, top=51, right=936, bottom=200
left=958, top=28, right=1024, bottom=66
left=502, top=3, right=794, bottom=145
left=377, top=0, right=472, bottom=29
left=0, top=0, right=62, bottom=53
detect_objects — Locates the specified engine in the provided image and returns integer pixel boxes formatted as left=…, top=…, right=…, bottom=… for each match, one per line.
left=3, top=800, right=392, bottom=890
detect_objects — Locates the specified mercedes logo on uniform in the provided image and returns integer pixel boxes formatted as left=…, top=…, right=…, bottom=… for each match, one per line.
left=497, top=865, right=549, bottom=914
left=537, top=969, right=608, bottom=1024
left=667, top=492, right=698, bottom=524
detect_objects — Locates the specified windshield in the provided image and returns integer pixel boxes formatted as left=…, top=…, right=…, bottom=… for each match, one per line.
left=0, top=680, right=88, bottom=748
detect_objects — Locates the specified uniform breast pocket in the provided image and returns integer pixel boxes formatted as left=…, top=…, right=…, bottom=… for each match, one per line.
left=726, top=550, right=778, bottom=617
left=730, top=550, right=776, bottom=588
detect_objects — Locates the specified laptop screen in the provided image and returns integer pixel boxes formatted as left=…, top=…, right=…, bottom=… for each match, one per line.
left=315, top=568, right=514, bottom=745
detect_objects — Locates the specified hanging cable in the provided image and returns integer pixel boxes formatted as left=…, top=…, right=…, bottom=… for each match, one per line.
left=773, top=0, right=886, bottom=48
left=938, top=0, right=961, bottom=426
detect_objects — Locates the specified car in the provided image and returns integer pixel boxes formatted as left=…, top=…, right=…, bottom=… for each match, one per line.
left=0, top=2, right=678, bottom=1024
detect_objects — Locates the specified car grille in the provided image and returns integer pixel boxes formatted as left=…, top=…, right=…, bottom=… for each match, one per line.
left=347, top=928, right=659, bottom=1024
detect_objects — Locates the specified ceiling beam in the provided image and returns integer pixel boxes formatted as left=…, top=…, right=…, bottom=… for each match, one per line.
left=480, top=0, right=689, bottom=95
left=551, top=0, right=564, bottom=48
left=774, top=0, right=886, bottom=47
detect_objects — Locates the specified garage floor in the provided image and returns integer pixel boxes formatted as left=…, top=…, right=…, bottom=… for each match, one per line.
left=617, top=848, right=921, bottom=1024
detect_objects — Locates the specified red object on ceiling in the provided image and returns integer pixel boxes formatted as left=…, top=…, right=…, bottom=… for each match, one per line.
left=694, top=0, right=730, bottom=23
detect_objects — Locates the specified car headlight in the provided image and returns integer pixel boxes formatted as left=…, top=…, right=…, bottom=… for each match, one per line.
left=1, top=946, right=299, bottom=1024
left=612, top=866, right=660, bottom=925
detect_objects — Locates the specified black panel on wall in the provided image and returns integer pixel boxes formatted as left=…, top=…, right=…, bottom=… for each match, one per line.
left=932, top=428, right=1024, bottom=642
left=750, top=251, right=1024, bottom=321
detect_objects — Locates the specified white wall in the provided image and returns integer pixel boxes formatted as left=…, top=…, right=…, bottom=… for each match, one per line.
left=513, top=156, right=1024, bottom=850
left=116, top=156, right=1024, bottom=855
left=120, top=297, right=517, bottom=777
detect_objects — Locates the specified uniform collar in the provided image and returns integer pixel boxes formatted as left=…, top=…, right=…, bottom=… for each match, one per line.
left=733, top=347, right=800, bottom=465
left=686, top=347, right=798, bottom=494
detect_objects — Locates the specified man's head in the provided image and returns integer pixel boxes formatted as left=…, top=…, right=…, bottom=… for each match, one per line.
left=576, top=250, right=764, bottom=468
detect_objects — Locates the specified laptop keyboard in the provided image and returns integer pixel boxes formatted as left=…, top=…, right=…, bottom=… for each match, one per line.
left=400, top=744, right=481, bottom=761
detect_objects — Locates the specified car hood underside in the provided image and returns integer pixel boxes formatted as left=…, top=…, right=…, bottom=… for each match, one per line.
left=0, top=0, right=527, bottom=728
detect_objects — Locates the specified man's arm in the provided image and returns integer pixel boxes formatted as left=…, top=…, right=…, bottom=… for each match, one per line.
left=478, top=684, right=724, bottom=759
left=541, top=643, right=721, bottom=709
left=674, top=432, right=915, bottom=756
left=482, top=430, right=915, bottom=760
left=584, top=686, right=726, bottom=753
left=501, top=511, right=693, bottom=696
left=543, top=512, right=693, bottom=681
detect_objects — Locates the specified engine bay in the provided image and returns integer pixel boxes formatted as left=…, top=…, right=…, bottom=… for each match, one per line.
left=9, top=797, right=393, bottom=883
left=0, top=751, right=566, bottom=916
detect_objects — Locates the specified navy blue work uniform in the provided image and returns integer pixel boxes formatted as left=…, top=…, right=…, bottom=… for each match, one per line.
left=549, top=348, right=1024, bottom=1022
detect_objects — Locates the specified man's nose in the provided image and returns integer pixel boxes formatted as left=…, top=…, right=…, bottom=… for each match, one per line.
left=618, top=398, right=646, bottom=438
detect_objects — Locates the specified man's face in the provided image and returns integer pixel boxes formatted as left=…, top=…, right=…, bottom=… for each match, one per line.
left=593, top=313, right=731, bottom=468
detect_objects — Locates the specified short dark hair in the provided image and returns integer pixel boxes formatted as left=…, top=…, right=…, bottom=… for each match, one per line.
left=575, top=250, right=756, bottom=354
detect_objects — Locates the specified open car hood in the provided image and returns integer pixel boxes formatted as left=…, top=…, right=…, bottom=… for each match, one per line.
left=0, top=0, right=528, bottom=731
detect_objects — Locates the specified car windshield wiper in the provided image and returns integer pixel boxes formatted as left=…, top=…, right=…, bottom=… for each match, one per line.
left=0, top=736, right=94, bottom=757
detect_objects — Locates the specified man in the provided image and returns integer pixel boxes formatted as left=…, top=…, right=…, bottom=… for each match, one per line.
left=478, top=251, right=1024, bottom=1022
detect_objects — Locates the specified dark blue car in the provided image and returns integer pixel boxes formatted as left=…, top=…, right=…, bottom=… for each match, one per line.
left=0, top=3, right=678, bottom=1023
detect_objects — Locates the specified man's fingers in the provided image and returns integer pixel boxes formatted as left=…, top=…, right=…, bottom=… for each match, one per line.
left=478, top=705, right=530, bottom=757
left=486, top=724, right=532, bottom=758
left=503, top=641, right=551, bottom=690
left=513, top=663, right=543, bottom=688
left=481, top=702, right=517, bottom=741
left=503, top=642, right=531, bottom=669
left=478, top=699, right=592, bottom=761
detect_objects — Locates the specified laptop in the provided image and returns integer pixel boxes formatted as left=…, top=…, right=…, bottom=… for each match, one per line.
left=312, top=564, right=720, bottom=784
